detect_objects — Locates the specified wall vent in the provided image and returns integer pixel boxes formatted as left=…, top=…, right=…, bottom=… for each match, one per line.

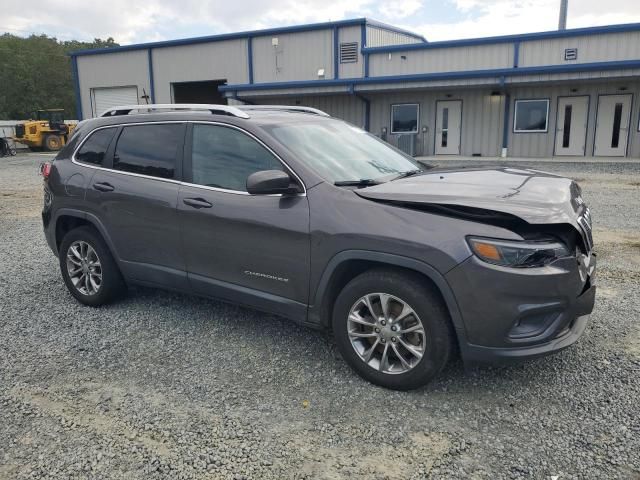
left=564, top=48, right=578, bottom=61
left=340, top=42, right=359, bottom=64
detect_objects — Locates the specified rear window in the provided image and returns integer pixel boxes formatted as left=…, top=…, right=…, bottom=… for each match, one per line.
left=75, top=128, right=117, bottom=166
left=113, top=124, right=183, bottom=179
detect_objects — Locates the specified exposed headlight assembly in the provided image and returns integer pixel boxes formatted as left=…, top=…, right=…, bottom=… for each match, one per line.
left=467, top=237, right=571, bottom=268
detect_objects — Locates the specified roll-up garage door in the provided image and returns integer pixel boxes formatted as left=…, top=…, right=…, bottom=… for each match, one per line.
left=91, top=86, right=139, bottom=117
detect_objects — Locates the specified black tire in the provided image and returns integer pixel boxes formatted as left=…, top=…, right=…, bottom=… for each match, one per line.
left=44, top=134, right=62, bottom=151
left=332, top=268, right=454, bottom=390
left=59, top=226, right=126, bottom=306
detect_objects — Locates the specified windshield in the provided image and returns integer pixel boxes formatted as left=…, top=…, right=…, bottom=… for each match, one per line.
left=264, top=120, right=421, bottom=184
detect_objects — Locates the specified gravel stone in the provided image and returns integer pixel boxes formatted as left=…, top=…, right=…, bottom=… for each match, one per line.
left=0, top=153, right=639, bottom=479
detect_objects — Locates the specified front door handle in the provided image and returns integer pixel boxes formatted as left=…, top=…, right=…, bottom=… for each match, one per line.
left=93, top=182, right=114, bottom=192
left=183, top=197, right=213, bottom=209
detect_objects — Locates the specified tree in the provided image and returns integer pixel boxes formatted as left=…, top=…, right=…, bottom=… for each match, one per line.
left=0, top=34, right=119, bottom=119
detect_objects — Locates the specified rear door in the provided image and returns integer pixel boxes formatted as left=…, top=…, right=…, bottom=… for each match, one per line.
left=84, top=122, right=188, bottom=288
left=178, top=122, right=311, bottom=319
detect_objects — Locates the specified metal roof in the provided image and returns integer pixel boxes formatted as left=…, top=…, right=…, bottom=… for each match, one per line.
left=69, top=18, right=426, bottom=57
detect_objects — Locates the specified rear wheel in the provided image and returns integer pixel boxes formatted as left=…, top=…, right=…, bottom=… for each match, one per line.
left=332, top=269, right=453, bottom=390
left=59, top=227, right=125, bottom=306
left=44, top=134, right=62, bottom=151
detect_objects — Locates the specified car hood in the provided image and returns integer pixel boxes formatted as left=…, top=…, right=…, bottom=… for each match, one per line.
left=355, top=167, right=582, bottom=226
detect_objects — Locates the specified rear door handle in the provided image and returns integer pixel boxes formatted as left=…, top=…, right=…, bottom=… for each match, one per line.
left=93, top=182, right=114, bottom=192
left=183, top=197, right=213, bottom=209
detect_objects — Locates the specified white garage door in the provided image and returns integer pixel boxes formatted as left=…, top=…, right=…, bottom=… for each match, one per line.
left=91, top=86, right=139, bottom=117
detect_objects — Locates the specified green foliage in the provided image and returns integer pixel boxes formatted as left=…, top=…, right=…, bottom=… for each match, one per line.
left=0, top=35, right=119, bottom=120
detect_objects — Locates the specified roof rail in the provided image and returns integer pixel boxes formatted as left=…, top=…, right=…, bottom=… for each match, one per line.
left=99, top=103, right=251, bottom=119
left=237, top=105, right=330, bottom=117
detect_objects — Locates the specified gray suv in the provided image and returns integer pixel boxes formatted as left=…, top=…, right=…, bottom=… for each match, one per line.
left=41, top=104, right=596, bottom=390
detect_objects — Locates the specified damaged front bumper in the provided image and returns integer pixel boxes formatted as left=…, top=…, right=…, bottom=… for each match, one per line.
left=446, top=251, right=596, bottom=364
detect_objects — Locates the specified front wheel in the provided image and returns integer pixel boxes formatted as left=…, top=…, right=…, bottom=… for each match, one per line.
left=332, top=269, right=454, bottom=390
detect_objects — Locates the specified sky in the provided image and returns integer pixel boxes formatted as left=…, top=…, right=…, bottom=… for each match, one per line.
left=2, top=0, right=640, bottom=45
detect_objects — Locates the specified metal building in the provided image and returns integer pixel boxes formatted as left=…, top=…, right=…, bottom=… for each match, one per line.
left=70, top=18, right=640, bottom=158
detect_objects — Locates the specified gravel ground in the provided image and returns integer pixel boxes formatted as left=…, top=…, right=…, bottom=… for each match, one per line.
left=1, top=153, right=639, bottom=480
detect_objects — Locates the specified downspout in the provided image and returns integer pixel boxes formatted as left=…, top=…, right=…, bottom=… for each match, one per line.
left=147, top=48, right=156, bottom=103
left=350, top=84, right=370, bottom=132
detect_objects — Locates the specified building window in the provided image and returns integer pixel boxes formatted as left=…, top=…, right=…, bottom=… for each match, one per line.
left=514, top=99, right=549, bottom=133
left=391, top=104, right=419, bottom=134
left=339, top=42, right=358, bottom=64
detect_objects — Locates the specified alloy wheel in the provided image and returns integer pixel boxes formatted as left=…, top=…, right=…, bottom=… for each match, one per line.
left=66, top=240, right=102, bottom=296
left=347, top=293, right=426, bottom=374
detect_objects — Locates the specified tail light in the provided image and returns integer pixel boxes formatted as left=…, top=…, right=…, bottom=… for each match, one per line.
left=40, top=162, right=52, bottom=179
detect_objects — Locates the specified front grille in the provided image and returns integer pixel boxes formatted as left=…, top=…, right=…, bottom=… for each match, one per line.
left=577, top=206, right=593, bottom=253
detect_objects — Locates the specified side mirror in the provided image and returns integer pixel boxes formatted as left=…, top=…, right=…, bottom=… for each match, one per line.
left=246, top=170, right=298, bottom=195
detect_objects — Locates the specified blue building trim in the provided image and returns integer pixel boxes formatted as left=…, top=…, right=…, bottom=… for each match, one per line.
left=361, top=24, right=369, bottom=78
left=69, top=18, right=370, bottom=56
left=502, top=93, right=511, bottom=150
left=333, top=26, right=339, bottom=79
left=362, top=22, right=640, bottom=53
left=219, top=59, right=640, bottom=93
left=247, top=37, right=254, bottom=84
left=71, top=56, right=83, bottom=120
left=147, top=48, right=156, bottom=102
left=513, top=41, right=520, bottom=68
left=67, top=17, right=432, bottom=58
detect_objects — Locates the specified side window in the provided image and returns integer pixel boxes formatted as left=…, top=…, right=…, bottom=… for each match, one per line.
left=113, top=124, right=183, bottom=179
left=75, top=128, right=117, bottom=166
left=191, top=124, right=283, bottom=191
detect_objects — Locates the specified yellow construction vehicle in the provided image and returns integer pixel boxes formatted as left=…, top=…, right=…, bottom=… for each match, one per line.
left=13, top=109, right=77, bottom=151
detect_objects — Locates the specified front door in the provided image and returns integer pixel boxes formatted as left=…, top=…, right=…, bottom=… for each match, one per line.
left=594, top=94, right=632, bottom=157
left=555, top=96, right=589, bottom=156
left=178, top=122, right=310, bottom=319
left=435, top=100, right=462, bottom=155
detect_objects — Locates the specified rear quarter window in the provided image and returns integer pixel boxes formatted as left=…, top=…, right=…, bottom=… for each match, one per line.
left=75, top=128, right=117, bottom=165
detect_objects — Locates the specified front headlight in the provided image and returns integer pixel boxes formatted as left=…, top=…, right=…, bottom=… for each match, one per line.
left=467, top=237, right=570, bottom=268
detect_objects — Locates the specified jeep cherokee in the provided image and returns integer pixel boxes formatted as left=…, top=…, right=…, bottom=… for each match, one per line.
left=41, top=104, right=596, bottom=390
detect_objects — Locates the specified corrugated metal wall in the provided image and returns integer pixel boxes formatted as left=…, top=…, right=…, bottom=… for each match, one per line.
left=519, top=31, right=640, bottom=67
left=77, top=50, right=149, bottom=118
left=365, top=89, right=504, bottom=157
left=507, top=79, right=640, bottom=158
left=368, top=43, right=513, bottom=76
left=252, top=29, right=333, bottom=82
left=366, top=26, right=423, bottom=47
left=248, top=95, right=366, bottom=128
left=339, top=26, right=364, bottom=79
left=152, top=39, right=248, bottom=103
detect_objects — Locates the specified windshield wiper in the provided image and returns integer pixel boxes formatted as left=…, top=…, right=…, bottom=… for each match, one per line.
left=334, top=179, right=380, bottom=187
left=391, top=169, right=424, bottom=181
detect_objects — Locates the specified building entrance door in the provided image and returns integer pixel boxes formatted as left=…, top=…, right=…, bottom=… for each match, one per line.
left=555, top=96, right=589, bottom=156
left=594, top=94, right=632, bottom=156
left=435, top=100, right=462, bottom=155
